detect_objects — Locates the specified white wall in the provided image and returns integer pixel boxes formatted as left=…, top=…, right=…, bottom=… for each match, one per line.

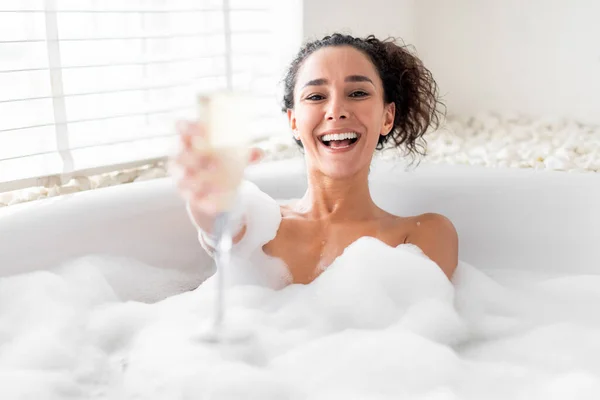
left=302, top=0, right=600, bottom=124
left=416, top=0, right=600, bottom=124
left=302, top=0, right=416, bottom=44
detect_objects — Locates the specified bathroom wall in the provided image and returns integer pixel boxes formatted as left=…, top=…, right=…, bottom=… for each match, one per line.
left=302, top=0, right=600, bottom=124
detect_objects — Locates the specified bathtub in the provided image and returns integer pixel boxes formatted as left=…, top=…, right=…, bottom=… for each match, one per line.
left=2, top=158, right=600, bottom=399
left=1, top=158, right=599, bottom=298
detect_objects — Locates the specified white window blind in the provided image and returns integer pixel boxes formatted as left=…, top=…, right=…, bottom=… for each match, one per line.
left=0, top=0, right=294, bottom=192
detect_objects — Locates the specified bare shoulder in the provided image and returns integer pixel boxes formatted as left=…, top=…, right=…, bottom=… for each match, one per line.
left=405, top=213, right=459, bottom=279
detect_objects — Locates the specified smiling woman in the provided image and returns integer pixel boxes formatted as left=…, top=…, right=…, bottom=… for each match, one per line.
left=174, top=33, right=459, bottom=284
left=282, top=34, right=444, bottom=160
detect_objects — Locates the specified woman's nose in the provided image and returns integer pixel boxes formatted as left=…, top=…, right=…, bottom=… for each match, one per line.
left=325, top=97, right=348, bottom=121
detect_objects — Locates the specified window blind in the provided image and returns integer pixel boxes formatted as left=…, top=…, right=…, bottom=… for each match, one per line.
left=0, top=0, right=292, bottom=192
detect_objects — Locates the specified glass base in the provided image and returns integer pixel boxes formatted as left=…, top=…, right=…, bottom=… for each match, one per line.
left=196, top=324, right=254, bottom=344
left=194, top=323, right=267, bottom=366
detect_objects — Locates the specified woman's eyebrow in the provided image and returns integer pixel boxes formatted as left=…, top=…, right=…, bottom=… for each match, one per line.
left=301, top=75, right=374, bottom=88
left=302, top=78, right=327, bottom=88
left=345, top=75, right=373, bottom=84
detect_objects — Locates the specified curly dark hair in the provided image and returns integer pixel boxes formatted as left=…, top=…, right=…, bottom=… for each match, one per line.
left=281, top=33, right=445, bottom=159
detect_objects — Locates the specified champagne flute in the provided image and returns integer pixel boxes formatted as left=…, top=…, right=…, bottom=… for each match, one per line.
left=194, top=91, right=254, bottom=344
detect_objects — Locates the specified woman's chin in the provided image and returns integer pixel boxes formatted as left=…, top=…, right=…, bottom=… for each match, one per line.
left=304, top=149, right=373, bottom=179
left=314, top=161, right=368, bottom=180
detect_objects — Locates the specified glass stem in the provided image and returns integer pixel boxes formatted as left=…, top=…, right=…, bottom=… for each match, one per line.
left=213, top=211, right=232, bottom=334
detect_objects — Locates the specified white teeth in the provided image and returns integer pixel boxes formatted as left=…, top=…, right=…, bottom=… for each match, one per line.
left=321, top=132, right=358, bottom=142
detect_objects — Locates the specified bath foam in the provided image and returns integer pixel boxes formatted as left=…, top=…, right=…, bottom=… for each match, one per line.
left=1, top=238, right=600, bottom=399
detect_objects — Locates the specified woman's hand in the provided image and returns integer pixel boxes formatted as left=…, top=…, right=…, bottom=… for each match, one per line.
left=170, top=121, right=263, bottom=233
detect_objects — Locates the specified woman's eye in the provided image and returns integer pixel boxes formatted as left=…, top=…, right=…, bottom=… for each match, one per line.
left=306, top=94, right=325, bottom=101
left=349, top=90, right=368, bottom=98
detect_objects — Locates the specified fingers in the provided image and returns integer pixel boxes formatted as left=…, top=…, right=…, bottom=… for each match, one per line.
left=176, top=120, right=208, bottom=151
left=172, top=119, right=217, bottom=171
left=170, top=155, right=220, bottom=196
left=248, top=147, right=264, bottom=165
left=174, top=151, right=218, bottom=171
left=177, top=174, right=212, bottom=198
left=177, top=174, right=231, bottom=216
left=176, top=120, right=206, bottom=138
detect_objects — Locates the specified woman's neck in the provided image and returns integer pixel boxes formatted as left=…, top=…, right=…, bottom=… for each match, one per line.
left=296, top=167, right=381, bottom=222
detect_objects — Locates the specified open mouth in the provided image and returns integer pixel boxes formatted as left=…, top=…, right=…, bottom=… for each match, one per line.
left=318, top=132, right=360, bottom=150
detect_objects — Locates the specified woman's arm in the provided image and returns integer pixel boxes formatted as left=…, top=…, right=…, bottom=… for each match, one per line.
left=187, top=200, right=247, bottom=256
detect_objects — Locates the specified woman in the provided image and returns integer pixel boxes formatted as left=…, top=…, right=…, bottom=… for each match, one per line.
left=173, top=34, right=458, bottom=287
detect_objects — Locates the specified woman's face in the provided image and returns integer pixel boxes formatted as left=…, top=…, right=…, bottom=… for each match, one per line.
left=288, top=46, right=395, bottom=179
